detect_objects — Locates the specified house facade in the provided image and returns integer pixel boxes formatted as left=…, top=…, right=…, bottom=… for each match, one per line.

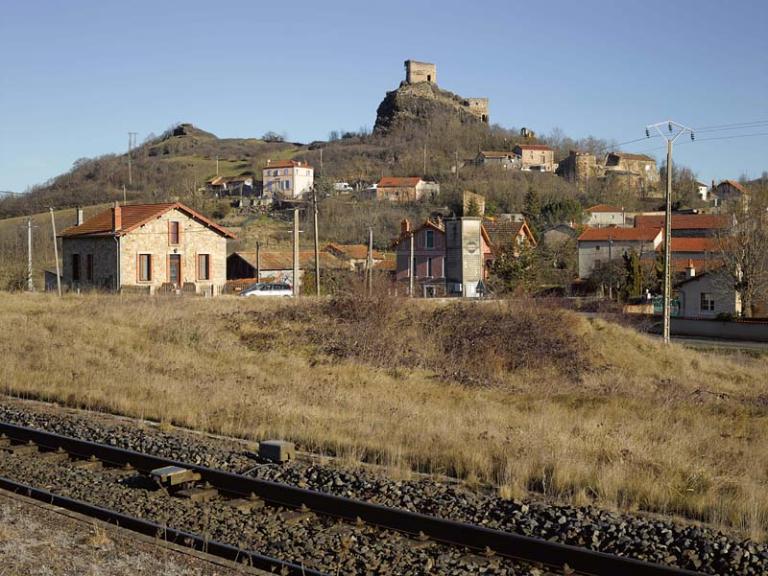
left=324, top=243, right=383, bottom=272
left=556, top=150, right=600, bottom=189
left=262, top=159, right=314, bottom=198
left=634, top=213, right=730, bottom=237
left=60, top=203, right=235, bottom=295
left=474, top=151, right=519, bottom=169
left=368, top=177, right=440, bottom=202
left=676, top=268, right=741, bottom=319
left=394, top=219, right=447, bottom=293
left=226, top=250, right=343, bottom=286
left=585, top=204, right=626, bottom=228
left=577, top=227, right=663, bottom=278
left=712, top=180, right=748, bottom=206
left=513, top=144, right=555, bottom=172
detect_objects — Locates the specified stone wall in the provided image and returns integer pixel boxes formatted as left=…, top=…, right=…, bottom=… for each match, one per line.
left=463, top=98, right=489, bottom=123
left=61, top=236, right=118, bottom=290
left=405, top=60, right=437, bottom=84
left=118, top=208, right=228, bottom=294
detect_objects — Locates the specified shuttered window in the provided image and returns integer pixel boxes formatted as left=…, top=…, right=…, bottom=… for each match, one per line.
left=169, top=221, right=180, bottom=245
left=139, top=254, right=152, bottom=282
left=197, top=254, right=210, bottom=280
left=72, top=254, right=81, bottom=281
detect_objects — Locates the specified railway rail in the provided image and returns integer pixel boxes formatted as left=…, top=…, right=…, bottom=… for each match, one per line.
left=0, top=421, right=707, bottom=576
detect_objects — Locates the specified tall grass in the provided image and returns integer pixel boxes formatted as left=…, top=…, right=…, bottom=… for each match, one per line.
left=2, top=293, right=768, bottom=539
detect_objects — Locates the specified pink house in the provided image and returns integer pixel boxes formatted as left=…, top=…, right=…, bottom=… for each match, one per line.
left=393, top=219, right=446, bottom=284
left=393, top=217, right=494, bottom=297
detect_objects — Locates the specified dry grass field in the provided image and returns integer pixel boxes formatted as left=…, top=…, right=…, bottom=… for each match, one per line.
left=1, top=293, right=767, bottom=540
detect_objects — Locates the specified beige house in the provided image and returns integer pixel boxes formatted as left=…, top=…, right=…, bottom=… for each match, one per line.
left=365, top=177, right=440, bottom=202
left=262, top=159, right=314, bottom=198
left=60, top=202, right=235, bottom=295
left=513, top=144, right=555, bottom=172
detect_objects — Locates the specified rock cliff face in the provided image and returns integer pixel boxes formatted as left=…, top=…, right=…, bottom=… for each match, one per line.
left=374, top=82, right=486, bottom=134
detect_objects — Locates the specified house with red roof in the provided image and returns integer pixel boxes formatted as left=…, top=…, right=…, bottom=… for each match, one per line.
left=364, top=177, right=440, bottom=202
left=60, top=202, right=236, bottom=295
left=262, top=159, right=314, bottom=198
left=577, top=226, right=663, bottom=278
left=634, top=213, right=731, bottom=237
left=712, top=180, right=748, bottom=207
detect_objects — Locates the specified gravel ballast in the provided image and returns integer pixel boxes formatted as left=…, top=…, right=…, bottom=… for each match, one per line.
left=1, top=399, right=766, bottom=575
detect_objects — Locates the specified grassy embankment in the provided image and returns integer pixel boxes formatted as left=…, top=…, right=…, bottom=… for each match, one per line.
left=1, top=293, right=767, bottom=539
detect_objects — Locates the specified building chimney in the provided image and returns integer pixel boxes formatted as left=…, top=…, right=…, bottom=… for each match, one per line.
left=112, top=202, right=122, bottom=232
left=685, top=259, right=696, bottom=278
left=401, top=219, right=411, bottom=234
left=75, top=207, right=84, bottom=226
left=266, top=159, right=271, bottom=166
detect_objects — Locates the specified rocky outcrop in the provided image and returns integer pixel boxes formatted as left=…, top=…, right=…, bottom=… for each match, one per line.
left=374, top=81, right=487, bottom=134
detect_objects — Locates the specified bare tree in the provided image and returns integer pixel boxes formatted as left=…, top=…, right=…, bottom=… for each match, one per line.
left=715, top=185, right=768, bottom=317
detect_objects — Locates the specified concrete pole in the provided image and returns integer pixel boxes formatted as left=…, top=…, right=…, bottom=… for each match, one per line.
left=663, top=139, right=673, bottom=344
left=27, top=217, right=34, bottom=292
left=312, top=187, right=320, bottom=296
left=292, top=208, right=300, bottom=297
left=49, top=208, right=61, bottom=297
left=367, top=226, right=373, bottom=296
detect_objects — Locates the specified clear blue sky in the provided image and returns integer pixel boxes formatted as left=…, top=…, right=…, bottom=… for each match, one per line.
left=1, top=0, right=766, bottom=192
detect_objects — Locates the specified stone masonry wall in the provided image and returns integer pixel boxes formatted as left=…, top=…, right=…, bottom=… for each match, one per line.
left=119, top=208, right=228, bottom=294
left=61, top=237, right=118, bottom=290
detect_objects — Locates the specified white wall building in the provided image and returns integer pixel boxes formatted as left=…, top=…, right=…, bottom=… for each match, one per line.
left=262, top=160, right=314, bottom=198
left=584, top=204, right=627, bottom=228
left=676, top=265, right=741, bottom=319
left=577, top=227, right=662, bottom=278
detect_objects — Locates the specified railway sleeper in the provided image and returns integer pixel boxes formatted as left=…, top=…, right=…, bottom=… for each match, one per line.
left=176, top=485, right=219, bottom=502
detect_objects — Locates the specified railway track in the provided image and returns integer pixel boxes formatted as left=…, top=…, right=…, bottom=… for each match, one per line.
left=0, top=421, right=706, bottom=576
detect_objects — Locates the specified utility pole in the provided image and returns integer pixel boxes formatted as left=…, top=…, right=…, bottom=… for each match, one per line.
left=216, top=155, right=220, bottom=176
left=319, top=148, right=323, bottom=177
left=255, top=241, right=261, bottom=282
left=292, top=208, right=300, bottom=297
left=367, top=226, right=373, bottom=296
left=49, top=208, right=61, bottom=297
left=127, top=132, right=137, bottom=186
left=409, top=231, right=415, bottom=297
left=645, top=120, right=695, bottom=344
left=312, top=187, right=320, bottom=296
left=27, top=217, right=34, bottom=292
left=455, top=149, right=460, bottom=182
left=423, top=144, right=427, bottom=175
left=122, top=184, right=127, bottom=204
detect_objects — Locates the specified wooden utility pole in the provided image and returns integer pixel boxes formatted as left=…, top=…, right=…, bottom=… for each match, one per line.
left=127, top=132, right=137, bottom=186
left=255, top=241, right=261, bottom=282
left=49, top=208, right=61, bottom=297
left=312, top=187, right=320, bottom=296
left=292, top=208, right=300, bottom=297
left=367, top=226, right=373, bottom=296
left=27, top=217, right=34, bottom=292
left=409, top=231, right=415, bottom=297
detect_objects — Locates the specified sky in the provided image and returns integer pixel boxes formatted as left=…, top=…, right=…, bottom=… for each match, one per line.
left=1, top=0, right=766, bottom=192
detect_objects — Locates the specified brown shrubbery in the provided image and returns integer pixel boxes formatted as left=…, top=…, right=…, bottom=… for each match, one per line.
left=257, top=295, right=594, bottom=384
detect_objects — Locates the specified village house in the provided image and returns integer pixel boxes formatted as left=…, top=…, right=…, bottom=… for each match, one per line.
left=393, top=219, right=448, bottom=296
left=541, top=224, right=578, bottom=247
left=676, top=263, right=740, bottom=319
left=577, top=227, right=663, bottom=278
left=364, top=177, right=440, bottom=202
left=473, top=150, right=519, bottom=169
left=206, top=175, right=255, bottom=197
left=556, top=150, right=600, bottom=189
left=512, top=144, right=555, bottom=172
left=634, top=213, right=730, bottom=237
left=712, top=179, right=748, bottom=206
left=262, top=159, right=314, bottom=198
left=60, top=202, right=235, bottom=295
left=324, top=243, right=384, bottom=272
left=481, top=215, right=536, bottom=258
left=584, top=204, right=627, bottom=228
left=226, top=250, right=343, bottom=286
left=695, top=181, right=710, bottom=202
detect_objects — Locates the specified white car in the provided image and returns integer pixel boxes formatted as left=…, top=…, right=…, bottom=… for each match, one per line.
left=239, top=282, right=293, bottom=297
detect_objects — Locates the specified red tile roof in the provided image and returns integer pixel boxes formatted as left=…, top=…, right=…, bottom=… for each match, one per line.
left=634, top=214, right=730, bottom=230
left=324, top=243, right=383, bottom=260
left=264, top=159, right=313, bottom=169
left=232, top=251, right=343, bottom=270
left=377, top=177, right=423, bottom=188
left=586, top=203, right=623, bottom=213
left=60, top=202, right=236, bottom=238
left=716, top=180, right=748, bottom=195
left=514, top=144, right=553, bottom=151
left=578, top=227, right=662, bottom=242
left=667, top=237, right=720, bottom=253
left=607, top=152, right=655, bottom=162
left=482, top=218, right=536, bottom=247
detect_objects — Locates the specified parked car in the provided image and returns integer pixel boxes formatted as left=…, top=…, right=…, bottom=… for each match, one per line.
left=239, top=282, right=293, bottom=297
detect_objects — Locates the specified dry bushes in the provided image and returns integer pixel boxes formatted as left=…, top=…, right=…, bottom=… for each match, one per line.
left=254, top=295, right=594, bottom=385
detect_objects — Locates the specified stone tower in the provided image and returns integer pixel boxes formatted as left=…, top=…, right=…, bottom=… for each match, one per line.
left=404, top=60, right=437, bottom=84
